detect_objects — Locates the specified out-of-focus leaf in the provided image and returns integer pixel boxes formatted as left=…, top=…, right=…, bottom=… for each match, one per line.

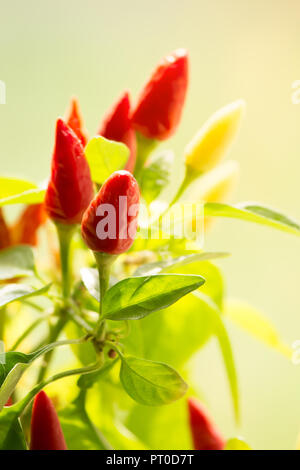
left=0, top=176, right=45, bottom=206
left=0, top=245, right=35, bottom=280
left=130, top=293, right=214, bottom=368
left=65, top=321, right=97, bottom=366
left=103, top=274, right=205, bottom=321
left=141, top=150, right=174, bottom=204
left=225, top=437, right=252, bottom=450
left=205, top=201, right=300, bottom=236
left=0, top=283, right=51, bottom=308
left=168, top=260, right=224, bottom=309
left=0, top=363, right=29, bottom=410
left=59, top=392, right=112, bottom=450
left=127, top=397, right=192, bottom=450
left=85, top=136, right=129, bottom=184
left=224, top=299, right=292, bottom=358
left=120, top=355, right=188, bottom=406
left=193, top=291, right=239, bottom=422
left=0, top=401, right=27, bottom=449
left=134, top=252, right=228, bottom=277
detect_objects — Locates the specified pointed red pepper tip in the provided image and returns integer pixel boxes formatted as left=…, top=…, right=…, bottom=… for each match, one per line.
left=0, top=208, right=11, bottom=250
left=187, top=397, right=225, bottom=450
left=12, top=203, right=47, bottom=246
left=132, top=49, right=189, bottom=141
left=30, top=390, right=67, bottom=450
left=81, top=170, right=140, bottom=254
left=98, top=90, right=136, bottom=173
left=45, top=118, right=94, bottom=225
left=66, top=97, right=88, bottom=147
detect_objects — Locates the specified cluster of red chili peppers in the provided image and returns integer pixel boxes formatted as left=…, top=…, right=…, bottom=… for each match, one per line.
left=2, top=49, right=224, bottom=450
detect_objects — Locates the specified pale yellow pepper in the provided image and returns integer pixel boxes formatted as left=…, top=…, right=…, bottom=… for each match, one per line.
left=184, top=99, right=245, bottom=173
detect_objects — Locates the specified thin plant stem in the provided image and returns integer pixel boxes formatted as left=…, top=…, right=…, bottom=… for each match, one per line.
left=56, top=223, right=76, bottom=299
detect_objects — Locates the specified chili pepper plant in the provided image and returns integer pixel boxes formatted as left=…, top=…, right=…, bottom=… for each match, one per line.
left=0, top=49, right=299, bottom=450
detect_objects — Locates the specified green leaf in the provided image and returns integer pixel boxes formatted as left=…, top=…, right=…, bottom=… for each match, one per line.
left=0, top=245, right=35, bottom=281
left=0, top=405, right=27, bottom=450
left=0, top=283, right=51, bottom=308
left=224, top=299, right=292, bottom=358
left=134, top=252, right=228, bottom=277
left=140, top=150, right=174, bottom=204
left=85, top=136, right=129, bottom=184
left=103, top=274, right=205, bottom=321
left=205, top=201, right=300, bottom=236
left=0, top=177, right=36, bottom=199
left=0, top=363, right=30, bottom=410
left=168, top=260, right=224, bottom=309
left=120, top=355, right=188, bottom=406
left=0, top=176, right=45, bottom=206
left=77, top=359, right=118, bottom=390
left=0, top=335, right=64, bottom=409
left=126, top=293, right=214, bottom=368
left=193, top=291, right=239, bottom=422
left=59, top=392, right=112, bottom=450
left=225, top=437, right=252, bottom=450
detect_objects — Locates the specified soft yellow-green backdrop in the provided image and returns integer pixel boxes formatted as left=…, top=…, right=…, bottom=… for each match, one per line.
left=0, top=0, right=299, bottom=450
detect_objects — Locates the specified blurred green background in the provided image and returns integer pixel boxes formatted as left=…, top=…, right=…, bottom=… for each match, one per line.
left=0, top=0, right=300, bottom=450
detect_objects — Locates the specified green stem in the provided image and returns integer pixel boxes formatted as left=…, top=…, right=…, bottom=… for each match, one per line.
left=10, top=313, right=52, bottom=351
left=36, top=316, right=68, bottom=382
left=15, top=361, right=103, bottom=417
left=134, top=132, right=158, bottom=180
left=56, top=223, right=76, bottom=299
left=93, top=252, right=116, bottom=339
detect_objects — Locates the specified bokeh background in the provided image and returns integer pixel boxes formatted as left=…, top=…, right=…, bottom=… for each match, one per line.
left=0, top=0, right=300, bottom=449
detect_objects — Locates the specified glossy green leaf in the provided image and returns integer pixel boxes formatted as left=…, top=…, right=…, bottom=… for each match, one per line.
left=0, top=283, right=51, bottom=308
left=224, top=299, right=292, bottom=358
left=225, top=437, right=252, bottom=450
left=134, top=252, right=228, bottom=277
left=205, top=202, right=300, bottom=236
left=103, top=274, right=205, bottom=321
left=85, top=136, right=129, bottom=184
left=59, top=392, right=112, bottom=450
left=0, top=245, right=35, bottom=280
left=120, top=355, right=188, bottom=406
left=141, top=150, right=174, bottom=204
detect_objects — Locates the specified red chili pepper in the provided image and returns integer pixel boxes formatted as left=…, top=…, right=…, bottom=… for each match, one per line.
left=12, top=204, right=47, bottom=246
left=66, top=97, right=88, bottom=147
left=30, top=390, right=67, bottom=450
left=187, top=398, right=225, bottom=450
left=5, top=397, right=13, bottom=406
left=132, top=49, right=188, bottom=141
left=98, top=91, right=137, bottom=173
left=81, top=170, right=140, bottom=254
left=0, top=208, right=11, bottom=250
left=45, top=119, right=94, bottom=225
